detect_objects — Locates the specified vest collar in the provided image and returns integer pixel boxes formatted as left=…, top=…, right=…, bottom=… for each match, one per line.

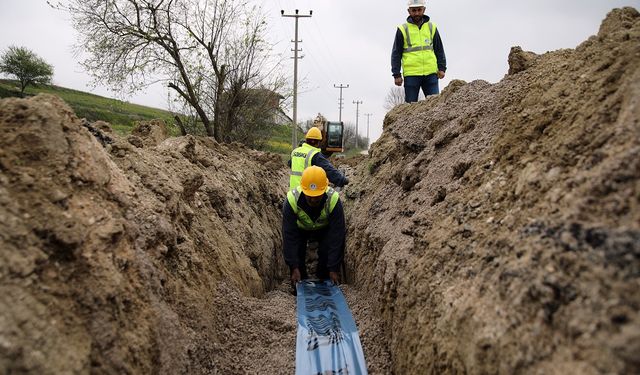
left=302, top=142, right=321, bottom=151
left=406, top=15, right=430, bottom=27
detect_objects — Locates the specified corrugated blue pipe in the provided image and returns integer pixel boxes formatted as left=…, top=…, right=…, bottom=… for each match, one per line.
left=295, top=280, right=368, bottom=374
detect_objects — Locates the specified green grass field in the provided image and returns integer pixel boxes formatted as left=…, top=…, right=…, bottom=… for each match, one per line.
left=0, top=79, right=177, bottom=135
left=260, top=123, right=304, bottom=154
left=0, top=79, right=362, bottom=160
left=257, top=122, right=365, bottom=161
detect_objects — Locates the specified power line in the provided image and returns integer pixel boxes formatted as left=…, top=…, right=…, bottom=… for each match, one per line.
left=309, top=17, right=347, bottom=79
left=281, top=9, right=312, bottom=148
left=353, top=100, right=362, bottom=149
left=333, top=84, right=349, bottom=122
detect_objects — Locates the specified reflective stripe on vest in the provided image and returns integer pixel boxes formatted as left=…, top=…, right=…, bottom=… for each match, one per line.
left=398, top=21, right=438, bottom=76
left=287, top=187, right=339, bottom=230
left=290, top=143, right=321, bottom=190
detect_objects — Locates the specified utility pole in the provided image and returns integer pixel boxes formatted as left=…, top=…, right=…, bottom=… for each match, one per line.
left=281, top=9, right=312, bottom=148
left=333, top=84, right=349, bottom=122
left=353, top=100, right=362, bottom=149
left=364, top=113, right=372, bottom=149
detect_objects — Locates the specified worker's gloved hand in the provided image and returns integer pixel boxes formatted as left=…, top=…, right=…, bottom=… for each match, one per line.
left=329, top=271, right=340, bottom=286
left=291, top=268, right=301, bottom=284
left=343, top=177, right=349, bottom=186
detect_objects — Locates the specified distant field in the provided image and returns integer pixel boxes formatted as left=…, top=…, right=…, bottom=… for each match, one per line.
left=259, top=123, right=361, bottom=161
left=0, top=79, right=351, bottom=160
left=0, top=79, right=177, bottom=135
left=261, top=123, right=303, bottom=154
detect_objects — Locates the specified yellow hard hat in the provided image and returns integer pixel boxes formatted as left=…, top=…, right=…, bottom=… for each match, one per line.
left=300, top=166, right=328, bottom=197
left=305, top=127, right=322, bottom=140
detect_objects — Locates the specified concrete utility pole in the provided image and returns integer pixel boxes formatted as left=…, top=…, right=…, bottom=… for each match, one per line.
left=333, top=84, right=349, bottom=122
left=353, top=100, right=362, bottom=149
left=364, top=113, right=372, bottom=149
left=281, top=9, right=312, bottom=148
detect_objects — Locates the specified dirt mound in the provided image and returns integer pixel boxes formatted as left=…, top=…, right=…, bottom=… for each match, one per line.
left=0, top=94, right=289, bottom=373
left=1, top=7, right=638, bottom=375
left=343, top=7, right=639, bottom=374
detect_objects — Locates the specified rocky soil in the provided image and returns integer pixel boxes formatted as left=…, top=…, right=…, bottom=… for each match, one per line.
left=0, top=6, right=638, bottom=375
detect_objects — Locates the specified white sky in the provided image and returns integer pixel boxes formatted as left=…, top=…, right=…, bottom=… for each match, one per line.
left=1, top=0, right=639, bottom=143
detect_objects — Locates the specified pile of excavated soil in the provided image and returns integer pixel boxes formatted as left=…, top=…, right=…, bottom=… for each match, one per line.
left=0, top=94, right=391, bottom=373
left=0, top=94, right=293, bottom=373
left=343, top=7, right=639, bottom=374
left=2, top=6, right=638, bottom=375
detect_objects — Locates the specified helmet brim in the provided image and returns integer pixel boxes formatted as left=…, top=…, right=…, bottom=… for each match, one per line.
left=301, top=186, right=326, bottom=197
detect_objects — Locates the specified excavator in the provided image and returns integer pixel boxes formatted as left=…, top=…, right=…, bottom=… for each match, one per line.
left=311, top=113, right=344, bottom=157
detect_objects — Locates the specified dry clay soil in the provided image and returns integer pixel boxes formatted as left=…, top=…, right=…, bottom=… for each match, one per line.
left=1, top=7, right=639, bottom=375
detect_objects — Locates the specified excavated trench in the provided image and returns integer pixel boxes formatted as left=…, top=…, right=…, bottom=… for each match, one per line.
left=1, top=7, right=639, bottom=375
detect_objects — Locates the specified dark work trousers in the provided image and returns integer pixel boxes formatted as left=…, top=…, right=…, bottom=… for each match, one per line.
left=404, top=73, right=439, bottom=102
left=291, top=227, right=332, bottom=280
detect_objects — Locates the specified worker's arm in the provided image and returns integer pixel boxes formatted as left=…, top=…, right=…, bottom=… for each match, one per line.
left=391, top=28, right=404, bottom=79
left=282, top=198, right=302, bottom=269
left=325, top=200, right=346, bottom=273
left=312, top=153, right=348, bottom=187
left=433, top=28, right=446, bottom=74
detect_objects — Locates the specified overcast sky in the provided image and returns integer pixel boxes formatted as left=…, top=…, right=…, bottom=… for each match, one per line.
left=1, top=0, right=639, bottom=143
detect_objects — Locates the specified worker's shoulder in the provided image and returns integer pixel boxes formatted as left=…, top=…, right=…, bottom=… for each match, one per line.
left=311, top=152, right=329, bottom=162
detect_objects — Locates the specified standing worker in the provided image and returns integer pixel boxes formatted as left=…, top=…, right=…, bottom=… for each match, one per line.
left=391, top=0, right=447, bottom=102
left=289, top=127, right=349, bottom=190
left=282, top=166, right=345, bottom=292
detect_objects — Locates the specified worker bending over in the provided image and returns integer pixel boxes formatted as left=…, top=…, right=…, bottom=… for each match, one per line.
left=282, top=166, right=345, bottom=291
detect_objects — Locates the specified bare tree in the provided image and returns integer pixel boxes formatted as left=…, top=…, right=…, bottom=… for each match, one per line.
left=384, top=86, right=405, bottom=111
left=52, top=0, right=283, bottom=142
left=217, top=13, right=288, bottom=145
left=342, top=122, right=366, bottom=150
left=343, top=122, right=354, bottom=149
left=167, top=90, right=207, bottom=136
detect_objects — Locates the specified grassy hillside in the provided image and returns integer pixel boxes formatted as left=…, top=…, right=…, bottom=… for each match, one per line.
left=0, top=79, right=176, bottom=134
left=260, top=123, right=303, bottom=155
left=0, top=79, right=360, bottom=160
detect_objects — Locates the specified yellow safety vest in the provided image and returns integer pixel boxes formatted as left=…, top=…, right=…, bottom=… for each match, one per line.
left=398, top=21, right=438, bottom=76
left=287, top=186, right=339, bottom=231
left=289, top=143, right=321, bottom=190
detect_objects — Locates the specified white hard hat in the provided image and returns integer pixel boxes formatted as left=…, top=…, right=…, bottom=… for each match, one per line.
left=407, top=0, right=426, bottom=8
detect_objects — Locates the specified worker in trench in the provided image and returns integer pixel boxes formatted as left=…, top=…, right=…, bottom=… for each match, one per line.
left=282, top=166, right=346, bottom=295
left=289, top=127, right=349, bottom=190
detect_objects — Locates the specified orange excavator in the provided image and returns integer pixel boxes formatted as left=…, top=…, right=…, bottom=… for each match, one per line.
left=312, top=113, right=344, bottom=157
